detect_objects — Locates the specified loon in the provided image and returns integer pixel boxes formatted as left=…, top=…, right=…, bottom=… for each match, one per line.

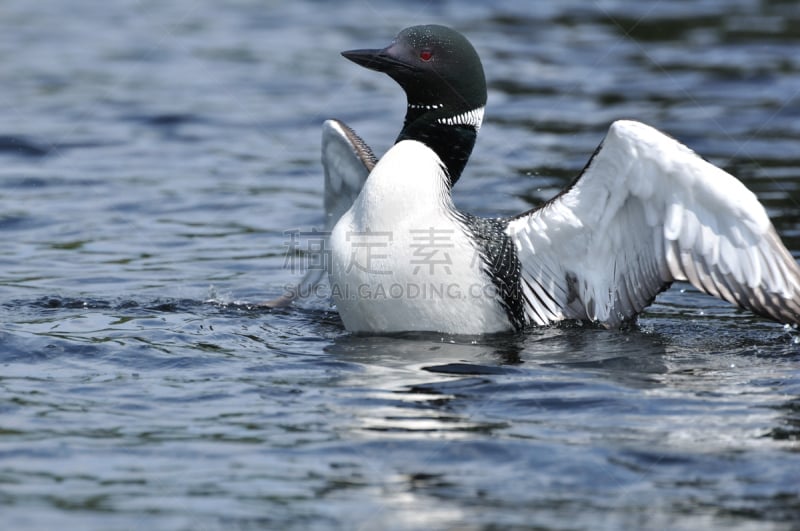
left=287, top=24, right=800, bottom=334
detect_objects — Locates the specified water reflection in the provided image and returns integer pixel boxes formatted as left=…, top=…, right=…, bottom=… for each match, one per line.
left=325, top=333, right=521, bottom=438
left=323, top=321, right=799, bottom=464
left=766, top=396, right=800, bottom=445
left=324, top=327, right=670, bottom=440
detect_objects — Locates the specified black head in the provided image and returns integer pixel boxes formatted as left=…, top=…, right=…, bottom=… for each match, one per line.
left=342, top=24, right=486, bottom=114
left=342, top=25, right=487, bottom=186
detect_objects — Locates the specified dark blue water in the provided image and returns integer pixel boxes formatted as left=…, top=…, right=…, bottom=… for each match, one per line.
left=2, top=1, right=799, bottom=529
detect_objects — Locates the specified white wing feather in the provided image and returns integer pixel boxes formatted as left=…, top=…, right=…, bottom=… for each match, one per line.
left=321, top=119, right=377, bottom=231
left=507, top=120, right=800, bottom=327
left=264, top=119, right=375, bottom=307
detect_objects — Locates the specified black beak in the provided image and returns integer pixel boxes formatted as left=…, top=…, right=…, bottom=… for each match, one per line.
left=341, top=45, right=412, bottom=74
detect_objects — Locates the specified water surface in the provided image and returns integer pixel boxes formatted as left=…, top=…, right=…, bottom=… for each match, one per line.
left=1, top=1, right=799, bottom=529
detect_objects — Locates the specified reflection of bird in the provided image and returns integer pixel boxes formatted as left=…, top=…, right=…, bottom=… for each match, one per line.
left=313, top=24, right=800, bottom=334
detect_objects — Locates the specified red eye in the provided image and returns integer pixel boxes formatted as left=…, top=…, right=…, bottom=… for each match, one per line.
left=419, top=50, right=433, bottom=62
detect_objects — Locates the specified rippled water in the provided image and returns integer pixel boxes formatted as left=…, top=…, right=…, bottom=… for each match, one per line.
left=2, top=1, right=800, bottom=529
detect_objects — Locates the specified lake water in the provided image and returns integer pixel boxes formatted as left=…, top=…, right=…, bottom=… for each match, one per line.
left=1, top=1, right=799, bottom=529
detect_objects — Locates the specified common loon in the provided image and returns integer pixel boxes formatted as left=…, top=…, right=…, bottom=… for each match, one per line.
left=283, top=24, right=800, bottom=335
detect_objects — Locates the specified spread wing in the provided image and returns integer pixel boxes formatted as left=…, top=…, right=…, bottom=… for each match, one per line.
left=506, top=120, right=800, bottom=328
left=322, top=119, right=378, bottom=231
left=265, top=119, right=376, bottom=307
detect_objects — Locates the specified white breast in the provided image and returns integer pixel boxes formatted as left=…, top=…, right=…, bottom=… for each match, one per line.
left=329, top=140, right=511, bottom=334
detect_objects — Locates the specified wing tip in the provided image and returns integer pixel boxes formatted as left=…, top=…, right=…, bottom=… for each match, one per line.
left=321, top=118, right=378, bottom=172
left=607, top=119, right=663, bottom=144
left=322, top=118, right=347, bottom=140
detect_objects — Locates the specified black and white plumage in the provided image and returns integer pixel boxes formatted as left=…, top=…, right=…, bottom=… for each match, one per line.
left=507, top=119, right=800, bottom=328
left=310, top=24, right=800, bottom=334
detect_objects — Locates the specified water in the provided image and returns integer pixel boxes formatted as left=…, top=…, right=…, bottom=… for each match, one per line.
left=1, top=1, right=799, bottom=529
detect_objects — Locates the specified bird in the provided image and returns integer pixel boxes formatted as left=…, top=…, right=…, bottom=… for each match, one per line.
left=298, top=24, right=800, bottom=335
